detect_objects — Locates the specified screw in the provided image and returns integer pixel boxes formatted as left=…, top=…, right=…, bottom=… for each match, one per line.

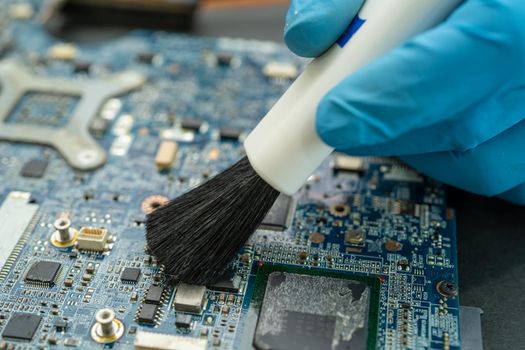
left=436, top=280, right=458, bottom=297
left=54, top=218, right=72, bottom=242
left=95, top=309, right=116, bottom=337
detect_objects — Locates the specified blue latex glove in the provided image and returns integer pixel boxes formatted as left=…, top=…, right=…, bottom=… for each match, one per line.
left=284, top=0, right=525, bottom=204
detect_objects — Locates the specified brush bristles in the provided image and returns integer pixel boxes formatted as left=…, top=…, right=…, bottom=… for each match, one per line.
left=146, top=156, right=280, bottom=285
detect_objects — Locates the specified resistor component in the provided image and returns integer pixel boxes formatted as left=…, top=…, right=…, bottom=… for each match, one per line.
left=155, top=140, right=178, bottom=169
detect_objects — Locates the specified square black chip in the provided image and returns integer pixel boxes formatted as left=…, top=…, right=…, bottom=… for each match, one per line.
left=20, top=159, right=48, bottom=178
left=137, top=304, right=158, bottom=324
left=24, top=261, right=61, bottom=286
left=121, top=267, right=141, bottom=283
left=144, top=285, right=164, bottom=304
left=2, top=313, right=42, bottom=341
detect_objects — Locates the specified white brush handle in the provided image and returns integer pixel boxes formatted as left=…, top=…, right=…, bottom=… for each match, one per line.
left=244, top=0, right=462, bottom=195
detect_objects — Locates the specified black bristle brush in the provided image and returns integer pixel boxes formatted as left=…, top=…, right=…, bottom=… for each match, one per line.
left=145, top=0, right=460, bottom=284
left=146, top=157, right=279, bottom=284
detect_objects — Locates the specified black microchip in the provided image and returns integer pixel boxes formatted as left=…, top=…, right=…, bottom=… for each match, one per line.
left=2, top=313, right=42, bottom=341
left=181, top=118, right=203, bottom=131
left=399, top=201, right=416, bottom=216
left=90, top=118, right=109, bottom=136
left=0, top=39, right=14, bottom=57
left=144, top=285, right=164, bottom=304
left=137, top=304, right=158, bottom=324
left=83, top=192, right=94, bottom=201
left=54, top=319, right=67, bottom=331
left=25, top=261, right=61, bottom=286
left=219, top=127, right=242, bottom=141
left=316, top=217, right=327, bottom=224
left=175, top=313, right=192, bottom=328
left=216, top=53, right=233, bottom=66
left=137, top=52, right=155, bottom=64
left=20, top=159, right=48, bottom=178
left=260, top=194, right=293, bottom=231
left=208, top=271, right=241, bottom=293
left=121, top=267, right=141, bottom=283
left=74, top=61, right=91, bottom=73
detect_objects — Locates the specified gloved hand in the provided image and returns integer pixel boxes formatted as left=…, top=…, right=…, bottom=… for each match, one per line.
left=284, top=0, right=525, bottom=204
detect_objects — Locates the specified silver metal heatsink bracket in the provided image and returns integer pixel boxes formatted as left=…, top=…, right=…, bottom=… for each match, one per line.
left=0, top=60, right=145, bottom=170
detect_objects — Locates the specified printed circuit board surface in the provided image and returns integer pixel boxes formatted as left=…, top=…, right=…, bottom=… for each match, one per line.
left=0, top=2, right=460, bottom=349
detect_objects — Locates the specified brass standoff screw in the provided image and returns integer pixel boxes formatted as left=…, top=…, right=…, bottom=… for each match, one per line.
left=96, top=309, right=117, bottom=337
left=51, top=218, right=77, bottom=247
left=91, top=308, right=124, bottom=343
left=54, top=218, right=72, bottom=242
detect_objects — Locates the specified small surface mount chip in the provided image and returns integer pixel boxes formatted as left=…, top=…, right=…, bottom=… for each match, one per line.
left=383, top=165, right=423, bottom=183
left=262, top=62, right=298, bottom=80
left=260, top=194, right=294, bottom=231
left=137, top=303, right=159, bottom=324
left=121, top=267, right=141, bottom=283
left=90, top=117, right=109, bottom=137
left=174, top=283, right=206, bottom=313
left=20, top=158, right=48, bottom=178
left=175, top=313, right=192, bottom=329
left=208, top=271, right=241, bottom=293
left=216, top=52, right=234, bottom=66
left=180, top=118, right=202, bottom=131
left=145, top=285, right=165, bottom=304
left=54, top=319, right=67, bottom=332
left=73, top=61, right=91, bottom=73
left=219, top=127, right=242, bottom=141
left=345, top=229, right=366, bottom=247
left=2, top=313, right=42, bottom=341
left=332, top=154, right=365, bottom=174
left=137, top=52, right=155, bottom=64
left=63, top=338, right=80, bottom=347
left=155, top=140, right=178, bottom=170
left=24, top=260, right=61, bottom=287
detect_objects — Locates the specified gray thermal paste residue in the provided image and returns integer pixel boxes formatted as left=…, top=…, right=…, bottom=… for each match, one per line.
left=254, top=272, right=371, bottom=350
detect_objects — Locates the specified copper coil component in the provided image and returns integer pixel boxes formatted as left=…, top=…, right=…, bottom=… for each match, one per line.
left=141, top=195, right=170, bottom=214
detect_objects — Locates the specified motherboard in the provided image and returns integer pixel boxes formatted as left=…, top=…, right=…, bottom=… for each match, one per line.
left=0, top=1, right=460, bottom=349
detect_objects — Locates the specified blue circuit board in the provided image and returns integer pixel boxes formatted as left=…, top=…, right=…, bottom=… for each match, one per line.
left=0, top=2, right=460, bottom=349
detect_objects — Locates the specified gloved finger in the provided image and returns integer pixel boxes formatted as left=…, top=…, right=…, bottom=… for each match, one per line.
left=498, top=183, right=525, bottom=206
left=284, top=0, right=364, bottom=57
left=339, top=86, right=525, bottom=156
left=316, top=0, right=525, bottom=151
left=400, top=120, right=525, bottom=197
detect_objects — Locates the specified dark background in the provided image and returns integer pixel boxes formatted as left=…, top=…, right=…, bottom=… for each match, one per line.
left=54, top=2, right=525, bottom=348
